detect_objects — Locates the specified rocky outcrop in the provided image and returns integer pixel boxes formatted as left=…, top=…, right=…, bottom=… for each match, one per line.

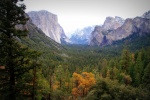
left=90, top=12, right=150, bottom=46
left=70, top=26, right=95, bottom=44
left=28, top=10, right=68, bottom=43
left=90, top=16, right=125, bottom=46
left=102, top=16, right=124, bottom=30
left=142, top=11, right=150, bottom=19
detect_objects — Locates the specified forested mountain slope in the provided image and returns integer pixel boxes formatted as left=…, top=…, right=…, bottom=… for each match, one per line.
left=21, top=18, right=65, bottom=52
left=1, top=0, right=150, bottom=99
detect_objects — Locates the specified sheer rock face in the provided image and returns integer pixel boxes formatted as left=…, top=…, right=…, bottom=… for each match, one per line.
left=142, top=11, right=150, bottom=19
left=90, top=16, right=125, bottom=46
left=102, top=16, right=125, bottom=30
left=107, top=17, right=150, bottom=42
left=27, top=10, right=67, bottom=43
left=90, top=12, right=150, bottom=46
left=90, top=26, right=104, bottom=46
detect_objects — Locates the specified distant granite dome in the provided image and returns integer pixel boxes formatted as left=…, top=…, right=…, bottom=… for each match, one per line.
left=89, top=11, right=150, bottom=46
left=142, top=10, right=150, bottom=19
left=70, top=26, right=95, bottom=44
left=102, top=16, right=125, bottom=30
left=27, top=10, right=68, bottom=43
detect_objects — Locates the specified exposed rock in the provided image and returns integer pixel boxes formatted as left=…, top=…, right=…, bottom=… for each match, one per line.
left=132, top=17, right=150, bottom=35
left=25, top=16, right=64, bottom=50
left=70, top=26, right=95, bottom=44
left=90, top=16, right=125, bottom=46
left=108, top=17, right=150, bottom=42
left=28, top=10, right=68, bottom=43
left=89, top=12, right=150, bottom=46
left=102, top=16, right=124, bottom=30
left=142, top=11, right=150, bottom=19
left=90, top=26, right=104, bottom=46
left=107, top=18, right=133, bottom=42
left=60, top=32, right=71, bottom=44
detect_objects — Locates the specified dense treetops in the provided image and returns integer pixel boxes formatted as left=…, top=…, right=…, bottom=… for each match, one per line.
left=1, top=0, right=150, bottom=100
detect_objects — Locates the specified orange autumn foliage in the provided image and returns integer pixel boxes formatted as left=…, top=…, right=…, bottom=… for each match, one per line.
left=72, top=72, right=96, bottom=98
left=0, top=66, right=5, bottom=70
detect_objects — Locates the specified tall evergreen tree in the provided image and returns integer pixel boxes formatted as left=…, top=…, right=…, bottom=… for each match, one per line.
left=120, top=49, right=130, bottom=73
left=0, top=0, right=33, bottom=99
left=101, top=59, right=108, bottom=78
left=142, top=63, right=150, bottom=90
left=134, top=52, right=144, bottom=86
left=55, top=65, right=65, bottom=89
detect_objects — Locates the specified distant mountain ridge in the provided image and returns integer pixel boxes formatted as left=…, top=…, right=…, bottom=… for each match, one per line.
left=70, top=26, right=95, bottom=44
left=27, top=10, right=150, bottom=46
left=27, top=10, right=69, bottom=44
left=69, top=16, right=124, bottom=45
left=89, top=11, right=150, bottom=46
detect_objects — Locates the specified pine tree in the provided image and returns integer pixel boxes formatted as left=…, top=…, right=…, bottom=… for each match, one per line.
left=0, top=41, right=37, bottom=99
left=101, top=59, right=108, bottom=78
left=120, top=49, right=130, bottom=73
left=55, top=65, right=65, bottom=89
left=134, top=52, right=144, bottom=86
left=142, top=63, right=150, bottom=90
left=0, top=0, right=33, bottom=99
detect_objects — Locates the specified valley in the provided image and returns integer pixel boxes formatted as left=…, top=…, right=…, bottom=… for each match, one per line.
left=0, top=0, right=150, bottom=100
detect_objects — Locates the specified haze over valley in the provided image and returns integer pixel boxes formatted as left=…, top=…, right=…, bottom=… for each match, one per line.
left=1, top=0, right=150, bottom=100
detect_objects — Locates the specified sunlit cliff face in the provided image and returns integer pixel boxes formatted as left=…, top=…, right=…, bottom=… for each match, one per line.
left=28, top=10, right=68, bottom=43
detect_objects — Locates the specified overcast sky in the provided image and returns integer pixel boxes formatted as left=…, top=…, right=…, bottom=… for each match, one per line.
left=23, top=0, right=150, bottom=36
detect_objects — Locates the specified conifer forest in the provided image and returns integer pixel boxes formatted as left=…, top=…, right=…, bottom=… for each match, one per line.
left=0, top=0, right=150, bottom=100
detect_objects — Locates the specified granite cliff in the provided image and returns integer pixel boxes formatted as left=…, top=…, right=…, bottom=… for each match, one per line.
left=27, top=10, right=68, bottom=44
left=90, top=11, right=150, bottom=46
left=90, top=16, right=125, bottom=46
left=14, top=14, right=64, bottom=50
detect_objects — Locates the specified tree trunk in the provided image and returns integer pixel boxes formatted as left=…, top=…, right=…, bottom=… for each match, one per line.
left=8, top=37, right=16, bottom=100
left=49, top=74, right=53, bottom=100
left=32, top=65, right=36, bottom=100
left=9, top=66, right=16, bottom=100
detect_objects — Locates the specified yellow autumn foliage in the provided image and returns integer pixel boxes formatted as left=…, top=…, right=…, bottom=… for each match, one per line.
left=72, top=72, right=96, bottom=98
